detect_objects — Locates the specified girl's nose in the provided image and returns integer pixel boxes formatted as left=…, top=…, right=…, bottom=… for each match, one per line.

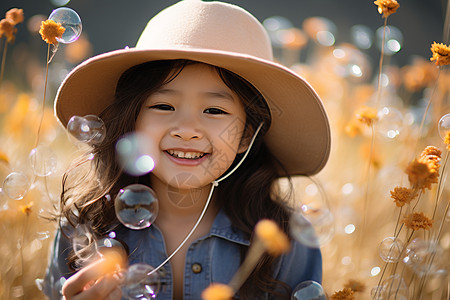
left=170, top=114, right=204, bottom=141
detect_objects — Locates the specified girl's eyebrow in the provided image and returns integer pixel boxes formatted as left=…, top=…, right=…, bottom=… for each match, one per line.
left=154, top=88, right=235, bottom=102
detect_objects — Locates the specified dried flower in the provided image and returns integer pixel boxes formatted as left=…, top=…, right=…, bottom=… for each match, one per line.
left=331, top=287, right=355, bottom=300
left=421, top=146, right=442, bottom=159
left=444, top=131, right=450, bottom=151
left=345, top=119, right=363, bottom=137
left=390, top=186, right=417, bottom=207
left=405, top=156, right=439, bottom=191
left=344, top=279, right=366, bottom=293
left=430, top=42, right=450, bottom=67
left=20, top=202, right=33, bottom=216
left=355, top=106, right=378, bottom=126
left=255, top=219, right=290, bottom=256
left=374, top=0, right=400, bottom=18
left=402, top=212, right=433, bottom=231
left=39, top=19, right=65, bottom=44
left=5, top=8, right=24, bottom=25
left=201, top=283, right=233, bottom=300
left=0, top=18, right=17, bottom=43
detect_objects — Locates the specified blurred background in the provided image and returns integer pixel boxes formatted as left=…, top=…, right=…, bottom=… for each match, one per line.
left=0, top=0, right=449, bottom=299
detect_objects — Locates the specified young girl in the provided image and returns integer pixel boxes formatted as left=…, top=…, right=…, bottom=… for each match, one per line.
left=44, top=0, right=330, bottom=299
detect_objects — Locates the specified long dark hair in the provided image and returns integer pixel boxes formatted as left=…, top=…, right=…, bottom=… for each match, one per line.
left=60, top=59, right=293, bottom=298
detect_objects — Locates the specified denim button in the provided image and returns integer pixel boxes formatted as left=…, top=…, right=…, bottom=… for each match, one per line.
left=191, top=263, right=202, bottom=273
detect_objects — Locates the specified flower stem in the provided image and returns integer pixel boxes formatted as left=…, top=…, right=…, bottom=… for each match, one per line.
left=432, top=151, right=449, bottom=219
left=0, top=39, right=8, bottom=86
left=34, top=44, right=51, bottom=148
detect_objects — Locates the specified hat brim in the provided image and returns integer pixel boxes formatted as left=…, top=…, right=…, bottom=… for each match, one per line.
left=55, top=48, right=330, bottom=176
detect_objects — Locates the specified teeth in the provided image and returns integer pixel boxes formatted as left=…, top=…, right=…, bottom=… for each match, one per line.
left=167, top=150, right=205, bottom=159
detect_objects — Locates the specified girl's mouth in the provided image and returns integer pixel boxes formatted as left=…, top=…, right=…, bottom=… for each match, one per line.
left=166, top=149, right=208, bottom=160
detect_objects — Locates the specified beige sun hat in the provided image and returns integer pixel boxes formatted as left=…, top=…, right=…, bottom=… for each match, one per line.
left=54, top=0, right=330, bottom=176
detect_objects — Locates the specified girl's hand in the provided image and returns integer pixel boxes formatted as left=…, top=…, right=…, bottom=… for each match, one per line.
left=62, top=255, right=124, bottom=300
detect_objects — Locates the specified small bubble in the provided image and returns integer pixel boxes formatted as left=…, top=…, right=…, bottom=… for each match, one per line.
left=115, top=184, right=159, bottom=230
left=67, top=115, right=106, bottom=145
left=48, top=7, right=82, bottom=44
left=379, top=237, right=404, bottom=263
left=3, top=172, right=30, bottom=200
left=291, top=280, right=326, bottom=300
left=438, top=113, right=450, bottom=140
left=121, top=264, right=160, bottom=299
left=29, top=145, right=58, bottom=176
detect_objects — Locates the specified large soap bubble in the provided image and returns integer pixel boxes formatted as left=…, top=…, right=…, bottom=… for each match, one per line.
left=48, top=7, right=82, bottom=44
left=115, top=184, right=159, bottom=230
left=116, top=133, right=155, bottom=176
left=121, top=263, right=160, bottom=300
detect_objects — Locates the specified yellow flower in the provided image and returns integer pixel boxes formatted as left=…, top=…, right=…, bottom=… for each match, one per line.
left=5, top=8, right=24, bottom=25
left=430, top=42, right=450, bottom=66
left=390, top=186, right=417, bottom=207
left=20, top=202, right=33, bottom=216
left=39, top=19, right=65, bottom=44
left=331, top=287, right=355, bottom=300
left=355, top=106, right=378, bottom=126
left=344, top=279, right=366, bottom=293
left=255, top=219, right=290, bottom=256
left=201, top=283, right=234, bottom=300
left=0, top=150, right=9, bottom=164
left=405, top=155, right=439, bottom=191
left=344, top=119, right=363, bottom=137
left=444, top=131, right=450, bottom=151
left=420, top=145, right=442, bottom=159
left=402, top=212, right=433, bottom=231
left=374, top=0, right=400, bottom=18
left=0, top=18, right=17, bottom=43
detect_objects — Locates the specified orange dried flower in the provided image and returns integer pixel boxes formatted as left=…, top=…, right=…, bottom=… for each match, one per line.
left=430, top=42, right=450, bottom=67
left=421, top=146, right=442, bottom=159
left=390, top=186, right=417, bottom=207
left=402, top=212, right=433, bottom=231
left=5, top=8, right=24, bottom=25
left=0, top=18, right=17, bottom=43
left=345, top=119, right=363, bottom=137
left=355, top=106, right=378, bottom=126
left=39, top=19, right=65, bottom=44
left=331, top=287, right=355, bottom=300
left=374, top=0, right=400, bottom=18
left=344, top=279, right=366, bottom=293
left=255, top=219, right=290, bottom=256
left=405, top=156, right=439, bottom=191
left=20, top=202, right=33, bottom=216
left=201, top=283, right=233, bottom=300
left=444, top=131, right=450, bottom=151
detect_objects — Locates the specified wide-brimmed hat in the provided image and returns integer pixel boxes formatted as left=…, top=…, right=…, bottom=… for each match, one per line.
left=54, top=0, right=330, bottom=176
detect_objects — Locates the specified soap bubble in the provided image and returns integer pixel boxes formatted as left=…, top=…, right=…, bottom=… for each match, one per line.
left=350, top=24, right=373, bottom=50
left=376, top=25, right=403, bottom=55
left=29, top=145, right=58, bottom=176
left=263, top=16, right=293, bottom=47
left=381, top=275, right=408, bottom=299
left=115, top=184, right=159, bottom=230
left=379, top=237, right=404, bottom=263
left=67, top=115, right=106, bottom=145
left=290, top=206, right=334, bottom=248
left=377, top=107, right=403, bottom=139
left=3, top=172, right=30, bottom=200
left=404, top=238, right=446, bottom=276
left=121, top=263, right=160, bottom=300
left=438, top=113, right=450, bottom=140
left=116, top=133, right=155, bottom=176
left=291, top=280, right=326, bottom=300
left=48, top=7, right=82, bottom=44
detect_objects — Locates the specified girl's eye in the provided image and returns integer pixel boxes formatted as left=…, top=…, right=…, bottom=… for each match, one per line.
left=149, top=104, right=174, bottom=111
left=204, top=107, right=228, bottom=115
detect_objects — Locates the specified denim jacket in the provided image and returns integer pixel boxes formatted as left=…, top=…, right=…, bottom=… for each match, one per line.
left=44, top=209, right=322, bottom=299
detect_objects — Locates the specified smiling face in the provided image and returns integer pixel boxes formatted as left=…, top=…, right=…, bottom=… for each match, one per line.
left=135, top=63, right=248, bottom=191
